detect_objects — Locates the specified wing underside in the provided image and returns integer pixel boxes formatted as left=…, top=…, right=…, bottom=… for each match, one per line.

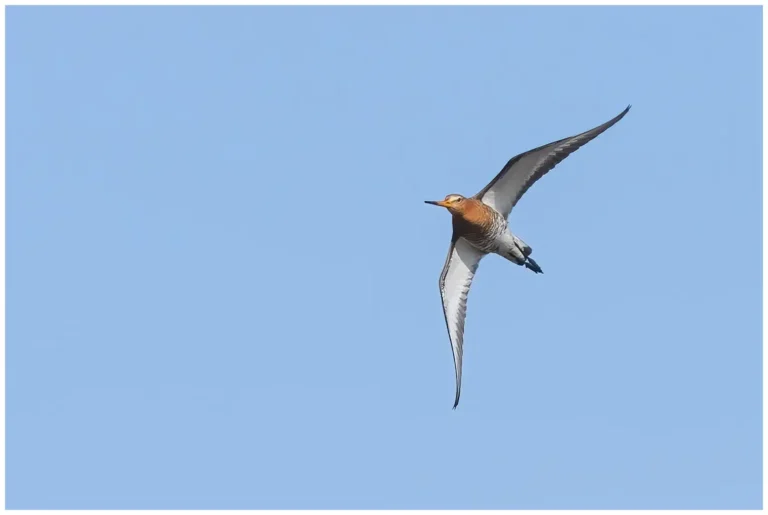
left=439, top=237, right=484, bottom=408
left=475, top=105, right=631, bottom=218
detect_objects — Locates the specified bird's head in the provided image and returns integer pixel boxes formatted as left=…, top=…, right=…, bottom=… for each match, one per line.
left=425, top=194, right=466, bottom=213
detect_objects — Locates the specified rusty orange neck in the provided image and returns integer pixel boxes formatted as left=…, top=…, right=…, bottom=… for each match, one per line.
left=449, top=198, right=497, bottom=238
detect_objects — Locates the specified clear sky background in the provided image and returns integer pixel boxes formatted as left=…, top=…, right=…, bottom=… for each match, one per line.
left=6, top=5, right=762, bottom=510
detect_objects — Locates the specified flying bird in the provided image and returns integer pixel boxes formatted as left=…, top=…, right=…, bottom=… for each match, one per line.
left=425, top=105, right=631, bottom=409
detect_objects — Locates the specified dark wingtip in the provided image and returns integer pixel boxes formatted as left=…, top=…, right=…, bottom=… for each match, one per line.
left=595, top=104, right=631, bottom=134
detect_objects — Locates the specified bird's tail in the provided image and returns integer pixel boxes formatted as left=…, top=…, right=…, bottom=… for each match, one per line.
left=513, top=236, right=533, bottom=257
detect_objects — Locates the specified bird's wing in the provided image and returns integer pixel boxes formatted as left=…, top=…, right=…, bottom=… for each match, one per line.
left=439, top=236, right=485, bottom=409
left=474, top=105, right=631, bottom=218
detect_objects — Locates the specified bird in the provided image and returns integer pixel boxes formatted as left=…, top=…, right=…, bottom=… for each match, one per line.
left=425, top=105, right=631, bottom=409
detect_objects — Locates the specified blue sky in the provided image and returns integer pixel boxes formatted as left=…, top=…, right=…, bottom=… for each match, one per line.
left=6, top=5, right=762, bottom=509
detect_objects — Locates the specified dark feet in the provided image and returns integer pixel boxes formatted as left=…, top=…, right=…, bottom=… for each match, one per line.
left=525, top=257, right=543, bottom=274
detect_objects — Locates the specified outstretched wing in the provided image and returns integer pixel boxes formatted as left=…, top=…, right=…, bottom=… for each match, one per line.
left=439, top=237, right=485, bottom=409
left=475, top=105, right=631, bottom=218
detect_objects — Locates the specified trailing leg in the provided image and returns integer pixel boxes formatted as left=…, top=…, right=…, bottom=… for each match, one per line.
left=524, top=256, right=543, bottom=274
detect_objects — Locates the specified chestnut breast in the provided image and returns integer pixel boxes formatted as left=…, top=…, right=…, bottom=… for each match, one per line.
left=451, top=198, right=500, bottom=244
